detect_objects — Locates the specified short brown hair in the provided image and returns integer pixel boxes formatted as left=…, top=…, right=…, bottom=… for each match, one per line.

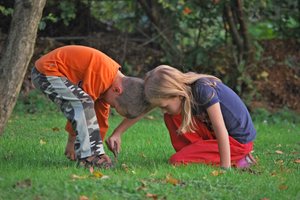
left=117, top=76, right=151, bottom=118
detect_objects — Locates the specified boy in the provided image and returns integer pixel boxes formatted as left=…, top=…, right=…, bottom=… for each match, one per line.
left=31, top=45, right=150, bottom=168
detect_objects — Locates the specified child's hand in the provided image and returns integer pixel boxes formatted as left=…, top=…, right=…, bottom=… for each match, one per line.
left=105, top=135, right=121, bottom=154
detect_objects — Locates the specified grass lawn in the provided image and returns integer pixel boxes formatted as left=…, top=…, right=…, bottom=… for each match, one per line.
left=0, top=93, right=299, bottom=200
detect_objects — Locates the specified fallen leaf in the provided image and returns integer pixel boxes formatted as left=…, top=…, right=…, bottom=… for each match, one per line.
left=79, top=195, right=89, bottom=200
left=70, top=174, right=87, bottom=180
left=39, top=139, right=46, bottom=145
left=270, top=171, right=277, bottom=176
left=275, top=150, right=283, bottom=154
left=92, top=171, right=103, bottom=178
left=136, top=181, right=147, bottom=191
left=122, top=163, right=129, bottom=173
left=13, top=179, right=32, bottom=189
left=140, top=153, right=146, bottom=158
left=275, top=160, right=284, bottom=164
left=145, top=115, right=154, bottom=120
left=166, top=174, right=180, bottom=185
left=278, top=184, right=288, bottom=190
left=211, top=170, right=224, bottom=176
left=52, top=127, right=60, bottom=132
left=146, top=193, right=158, bottom=199
left=294, top=159, right=300, bottom=164
left=101, top=175, right=110, bottom=179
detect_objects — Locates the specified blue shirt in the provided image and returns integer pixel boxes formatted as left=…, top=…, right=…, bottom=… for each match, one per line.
left=191, top=78, right=256, bottom=144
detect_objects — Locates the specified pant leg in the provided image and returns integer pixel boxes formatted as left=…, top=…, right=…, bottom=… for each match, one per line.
left=164, top=113, right=253, bottom=166
left=169, top=137, right=253, bottom=166
left=31, top=67, right=104, bottom=159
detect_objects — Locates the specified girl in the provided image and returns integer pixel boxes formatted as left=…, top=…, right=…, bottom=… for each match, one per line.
left=144, top=65, right=257, bottom=169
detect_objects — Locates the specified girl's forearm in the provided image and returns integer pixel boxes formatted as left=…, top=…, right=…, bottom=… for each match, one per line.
left=217, top=133, right=231, bottom=168
left=207, top=103, right=231, bottom=168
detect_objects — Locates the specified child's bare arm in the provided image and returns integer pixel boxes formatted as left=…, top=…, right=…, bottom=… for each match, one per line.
left=106, top=114, right=144, bottom=153
left=207, top=103, right=231, bottom=169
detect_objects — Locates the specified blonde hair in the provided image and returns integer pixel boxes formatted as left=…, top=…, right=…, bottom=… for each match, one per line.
left=144, top=65, right=220, bottom=133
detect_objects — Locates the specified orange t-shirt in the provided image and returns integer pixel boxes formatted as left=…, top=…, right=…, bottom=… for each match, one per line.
left=35, top=45, right=120, bottom=139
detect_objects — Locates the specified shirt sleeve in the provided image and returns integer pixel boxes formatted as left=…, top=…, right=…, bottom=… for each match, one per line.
left=94, top=99, right=110, bottom=140
left=193, top=79, right=219, bottom=109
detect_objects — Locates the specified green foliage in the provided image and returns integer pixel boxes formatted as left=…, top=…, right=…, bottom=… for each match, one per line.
left=248, top=21, right=277, bottom=40
left=39, top=13, right=58, bottom=30
left=252, top=107, right=300, bottom=124
left=90, top=1, right=137, bottom=33
left=58, top=1, right=76, bottom=26
left=14, top=91, right=59, bottom=115
left=247, top=0, right=300, bottom=39
left=0, top=5, right=13, bottom=16
left=38, top=0, right=77, bottom=31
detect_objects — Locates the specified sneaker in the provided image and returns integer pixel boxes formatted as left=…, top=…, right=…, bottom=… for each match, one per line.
left=236, top=153, right=257, bottom=168
left=77, top=154, right=113, bottom=169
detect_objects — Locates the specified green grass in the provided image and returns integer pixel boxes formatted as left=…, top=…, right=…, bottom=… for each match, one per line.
left=0, top=93, right=300, bottom=200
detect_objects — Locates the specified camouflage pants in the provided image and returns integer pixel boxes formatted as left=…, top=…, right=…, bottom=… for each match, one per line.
left=31, top=67, right=104, bottom=159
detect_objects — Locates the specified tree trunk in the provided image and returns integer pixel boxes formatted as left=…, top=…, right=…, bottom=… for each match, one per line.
left=0, top=0, right=46, bottom=135
left=223, top=0, right=250, bottom=64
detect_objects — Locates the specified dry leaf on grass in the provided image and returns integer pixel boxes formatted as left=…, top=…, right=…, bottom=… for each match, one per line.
left=39, top=139, right=46, bottom=145
left=146, top=193, right=158, bottom=199
left=52, top=127, right=60, bottom=132
left=294, top=159, right=300, bottom=164
left=71, top=174, right=88, bottom=180
left=211, top=170, right=224, bottom=176
left=121, top=163, right=129, bottom=173
left=166, top=174, right=180, bottom=185
left=275, top=150, right=283, bottom=154
left=79, top=195, right=89, bottom=200
left=136, top=181, right=147, bottom=191
left=278, top=184, right=288, bottom=190
left=13, top=178, right=32, bottom=189
left=145, top=115, right=155, bottom=120
left=92, top=171, right=103, bottom=178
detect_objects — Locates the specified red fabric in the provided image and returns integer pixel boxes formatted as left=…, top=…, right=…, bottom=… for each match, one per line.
left=164, top=114, right=253, bottom=166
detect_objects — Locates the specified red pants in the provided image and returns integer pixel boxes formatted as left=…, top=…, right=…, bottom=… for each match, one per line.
left=164, top=114, right=253, bottom=166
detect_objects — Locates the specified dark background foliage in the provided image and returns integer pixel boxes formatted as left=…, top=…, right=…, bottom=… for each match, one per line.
left=0, top=0, right=299, bottom=112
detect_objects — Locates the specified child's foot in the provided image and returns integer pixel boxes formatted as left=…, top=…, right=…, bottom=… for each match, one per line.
left=236, top=153, right=257, bottom=168
left=78, top=154, right=113, bottom=169
left=64, top=139, right=76, bottom=161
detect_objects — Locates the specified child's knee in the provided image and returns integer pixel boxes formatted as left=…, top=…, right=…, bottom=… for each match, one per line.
left=169, top=153, right=185, bottom=165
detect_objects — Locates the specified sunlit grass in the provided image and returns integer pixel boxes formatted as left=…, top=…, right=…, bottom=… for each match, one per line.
left=0, top=93, right=299, bottom=199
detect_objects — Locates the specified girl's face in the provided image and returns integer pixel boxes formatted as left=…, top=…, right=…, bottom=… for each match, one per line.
left=154, top=96, right=182, bottom=115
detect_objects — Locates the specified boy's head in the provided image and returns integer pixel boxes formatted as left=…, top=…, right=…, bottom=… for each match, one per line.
left=103, top=74, right=151, bottom=118
left=116, top=76, right=151, bottom=118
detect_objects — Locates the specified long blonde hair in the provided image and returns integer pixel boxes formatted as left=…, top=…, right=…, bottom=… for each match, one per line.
left=144, top=65, right=220, bottom=133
